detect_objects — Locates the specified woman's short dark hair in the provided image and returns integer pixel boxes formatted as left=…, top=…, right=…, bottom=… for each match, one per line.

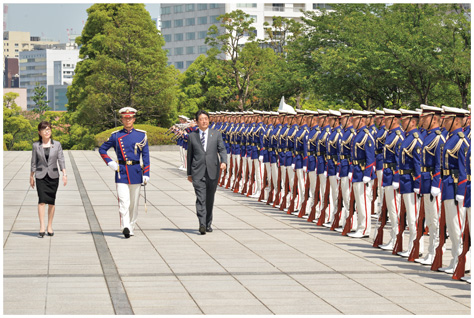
left=37, top=121, right=52, bottom=142
left=195, top=110, right=209, bottom=121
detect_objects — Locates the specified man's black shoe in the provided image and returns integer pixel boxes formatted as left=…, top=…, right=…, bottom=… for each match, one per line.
left=123, top=227, right=130, bottom=238
left=206, top=226, right=213, bottom=233
left=199, top=225, right=206, bottom=235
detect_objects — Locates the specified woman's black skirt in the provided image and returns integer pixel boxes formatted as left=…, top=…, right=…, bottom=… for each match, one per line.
left=36, top=175, right=59, bottom=205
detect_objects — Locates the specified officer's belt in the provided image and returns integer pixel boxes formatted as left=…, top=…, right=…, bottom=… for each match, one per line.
left=375, top=149, right=383, bottom=155
left=326, top=154, right=337, bottom=161
left=340, top=155, right=351, bottom=160
left=352, top=159, right=366, bottom=170
left=308, top=151, right=317, bottom=156
left=293, top=151, right=303, bottom=155
left=119, top=160, right=140, bottom=166
left=383, top=163, right=396, bottom=169
left=250, top=143, right=256, bottom=146
left=267, top=147, right=274, bottom=151
left=443, top=169, right=460, bottom=178
left=399, top=169, right=413, bottom=175
left=421, top=166, right=434, bottom=173
left=316, top=152, right=324, bottom=157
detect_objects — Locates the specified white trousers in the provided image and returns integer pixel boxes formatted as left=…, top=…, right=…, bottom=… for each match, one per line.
left=295, top=169, right=306, bottom=211
left=306, top=171, right=317, bottom=215
left=423, top=193, right=441, bottom=259
left=339, top=176, right=358, bottom=230
left=444, top=199, right=466, bottom=269
left=271, top=163, right=279, bottom=201
left=183, top=149, right=187, bottom=169
left=231, top=154, right=240, bottom=184
left=239, top=156, right=248, bottom=192
left=117, top=183, right=141, bottom=233
left=252, top=159, right=263, bottom=195
left=327, top=175, right=338, bottom=223
left=223, top=153, right=231, bottom=184
left=374, top=170, right=384, bottom=215
left=402, top=193, right=423, bottom=254
left=286, top=167, right=295, bottom=205
left=179, top=146, right=185, bottom=167
left=353, top=182, right=371, bottom=235
left=263, top=162, right=272, bottom=200
left=279, top=166, right=287, bottom=203
left=384, top=186, right=401, bottom=245
left=316, top=174, right=328, bottom=219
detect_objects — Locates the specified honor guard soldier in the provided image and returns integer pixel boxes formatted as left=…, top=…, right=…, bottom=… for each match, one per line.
left=323, top=110, right=342, bottom=227
left=315, top=110, right=330, bottom=222
left=374, top=110, right=387, bottom=217
left=239, top=112, right=251, bottom=193
left=379, top=108, right=404, bottom=250
left=396, top=109, right=423, bottom=257
left=230, top=112, right=244, bottom=188
left=292, top=109, right=310, bottom=213
left=347, top=110, right=376, bottom=238
left=221, top=112, right=234, bottom=186
left=414, top=105, right=446, bottom=265
left=457, top=140, right=471, bottom=283
left=336, top=109, right=357, bottom=232
left=437, top=106, right=470, bottom=274
left=303, top=110, right=320, bottom=218
left=249, top=110, right=265, bottom=198
left=99, top=107, right=150, bottom=238
left=177, top=115, right=189, bottom=170
left=260, top=111, right=275, bottom=202
left=276, top=105, right=293, bottom=208
left=269, top=111, right=284, bottom=204
left=283, top=108, right=299, bottom=212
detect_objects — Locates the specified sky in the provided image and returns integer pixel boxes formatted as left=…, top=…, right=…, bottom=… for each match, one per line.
left=4, top=3, right=162, bottom=43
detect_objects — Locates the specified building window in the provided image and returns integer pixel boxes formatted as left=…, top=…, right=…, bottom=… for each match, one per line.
left=174, top=33, right=184, bottom=41
left=186, top=61, right=193, bottom=68
left=174, top=19, right=183, bottom=27
left=185, top=4, right=194, bottom=11
left=164, top=34, right=172, bottom=42
left=186, top=46, right=195, bottom=54
left=175, top=47, right=184, bottom=55
left=174, top=5, right=184, bottom=13
left=162, top=20, right=171, bottom=29
left=15, top=43, right=18, bottom=47
left=175, top=61, right=184, bottom=69
left=246, top=15, right=257, bottom=23
left=186, top=32, right=195, bottom=40
left=198, top=45, right=207, bottom=53
left=210, top=15, right=220, bottom=24
left=313, top=3, right=332, bottom=10
left=237, top=3, right=257, bottom=8
left=198, top=17, right=208, bottom=25
left=185, top=18, right=195, bottom=26
left=210, top=4, right=220, bottom=9
left=162, top=6, right=171, bottom=14
left=198, top=4, right=208, bottom=10
left=198, top=31, right=207, bottom=39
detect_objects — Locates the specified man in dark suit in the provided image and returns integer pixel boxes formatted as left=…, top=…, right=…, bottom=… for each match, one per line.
left=187, top=110, right=227, bottom=235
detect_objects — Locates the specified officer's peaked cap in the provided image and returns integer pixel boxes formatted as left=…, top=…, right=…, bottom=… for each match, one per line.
left=119, top=107, right=137, bottom=117
left=383, top=108, right=401, bottom=117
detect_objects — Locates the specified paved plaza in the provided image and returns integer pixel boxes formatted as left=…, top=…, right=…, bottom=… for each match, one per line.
left=3, top=149, right=471, bottom=315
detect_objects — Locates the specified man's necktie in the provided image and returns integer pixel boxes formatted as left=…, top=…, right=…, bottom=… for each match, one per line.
left=201, top=131, right=205, bottom=150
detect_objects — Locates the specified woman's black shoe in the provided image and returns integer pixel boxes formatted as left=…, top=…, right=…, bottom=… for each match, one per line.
left=38, top=232, right=45, bottom=238
left=47, top=232, right=54, bottom=236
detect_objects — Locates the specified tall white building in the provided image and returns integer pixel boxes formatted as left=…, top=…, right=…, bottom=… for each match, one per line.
left=161, top=3, right=330, bottom=71
left=19, top=48, right=80, bottom=111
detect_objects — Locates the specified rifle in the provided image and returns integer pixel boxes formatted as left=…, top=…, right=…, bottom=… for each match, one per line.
left=373, top=193, right=388, bottom=247
left=258, top=163, right=268, bottom=202
left=392, top=195, right=406, bottom=255
left=317, top=176, right=331, bottom=226
left=307, top=172, right=321, bottom=223
left=279, top=168, right=290, bottom=211
left=452, top=213, right=470, bottom=280
left=246, top=159, right=256, bottom=196
left=272, top=165, right=282, bottom=207
left=342, top=182, right=356, bottom=235
left=287, top=170, right=299, bottom=214
left=431, top=200, right=446, bottom=271
left=330, top=180, right=343, bottom=230
left=408, top=195, right=425, bottom=261
left=233, top=157, right=243, bottom=193
left=371, top=177, right=378, bottom=217
left=298, top=174, right=311, bottom=218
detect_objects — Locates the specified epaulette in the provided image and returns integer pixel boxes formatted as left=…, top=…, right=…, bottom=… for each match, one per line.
left=396, top=130, right=401, bottom=136
left=135, top=129, right=147, bottom=134
left=337, top=128, right=341, bottom=134
left=363, top=128, right=369, bottom=134
left=458, top=132, right=465, bottom=138
left=413, top=132, right=419, bottom=138
left=435, top=130, right=441, bottom=135
left=326, top=128, right=330, bottom=132
left=350, top=129, right=355, bottom=134
left=110, top=129, right=120, bottom=135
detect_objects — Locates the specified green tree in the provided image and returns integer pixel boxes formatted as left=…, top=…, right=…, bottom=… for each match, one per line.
left=3, top=92, right=34, bottom=150
left=67, top=3, right=177, bottom=132
left=31, top=83, right=51, bottom=115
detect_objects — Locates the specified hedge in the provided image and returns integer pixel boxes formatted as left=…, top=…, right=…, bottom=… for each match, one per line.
left=95, top=125, right=176, bottom=147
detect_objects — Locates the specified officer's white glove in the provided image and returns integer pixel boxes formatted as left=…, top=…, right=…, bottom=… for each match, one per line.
left=456, top=195, right=464, bottom=204
left=363, top=176, right=371, bottom=184
left=259, top=155, right=263, bottom=162
left=392, top=182, right=399, bottom=190
left=414, top=188, right=420, bottom=194
left=348, top=172, right=353, bottom=180
left=336, top=172, right=340, bottom=180
left=431, top=186, right=441, bottom=197
left=303, top=166, right=307, bottom=173
left=142, top=176, right=150, bottom=185
left=108, top=161, right=118, bottom=171
left=324, top=171, right=327, bottom=178
left=291, top=163, right=295, bottom=171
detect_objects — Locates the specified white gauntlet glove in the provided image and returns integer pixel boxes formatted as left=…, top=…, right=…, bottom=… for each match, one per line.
left=430, top=186, right=441, bottom=197
left=108, top=161, right=118, bottom=171
left=392, top=182, right=399, bottom=190
left=142, top=176, right=150, bottom=185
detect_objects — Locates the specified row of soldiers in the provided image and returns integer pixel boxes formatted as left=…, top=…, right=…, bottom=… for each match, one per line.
left=172, top=103, right=471, bottom=283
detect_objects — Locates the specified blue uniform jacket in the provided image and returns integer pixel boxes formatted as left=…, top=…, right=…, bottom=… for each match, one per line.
left=420, top=127, right=445, bottom=194
left=269, top=124, right=281, bottom=165
left=294, top=124, right=309, bottom=169
left=251, top=122, right=265, bottom=160
left=261, top=124, right=273, bottom=163
left=350, top=126, right=375, bottom=183
left=441, top=127, right=470, bottom=201
left=382, top=126, right=404, bottom=187
left=286, top=124, right=299, bottom=166
left=99, top=128, right=150, bottom=184
left=326, top=125, right=342, bottom=176
left=278, top=124, right=289, bottom=166
left=375, top=125, right=388, bottom=171
left=458, top=146, right=470, bottom=208
left=398, top=128, right=422, bottom=194
left=316, top=125, right=331, bottom=174
left=338, top=125, right=354, bottom=178
left=306, top=125, right=320, bottom=172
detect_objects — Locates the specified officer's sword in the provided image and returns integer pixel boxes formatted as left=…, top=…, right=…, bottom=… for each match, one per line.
left=142, top=182, right=148, bottom=213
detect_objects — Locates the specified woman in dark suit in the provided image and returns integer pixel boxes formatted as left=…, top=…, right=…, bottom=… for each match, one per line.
left=30, top=121, right=67, bottom=238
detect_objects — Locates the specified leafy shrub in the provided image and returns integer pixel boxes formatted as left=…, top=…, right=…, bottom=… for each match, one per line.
left=95, top=124, right=176, bottom=147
